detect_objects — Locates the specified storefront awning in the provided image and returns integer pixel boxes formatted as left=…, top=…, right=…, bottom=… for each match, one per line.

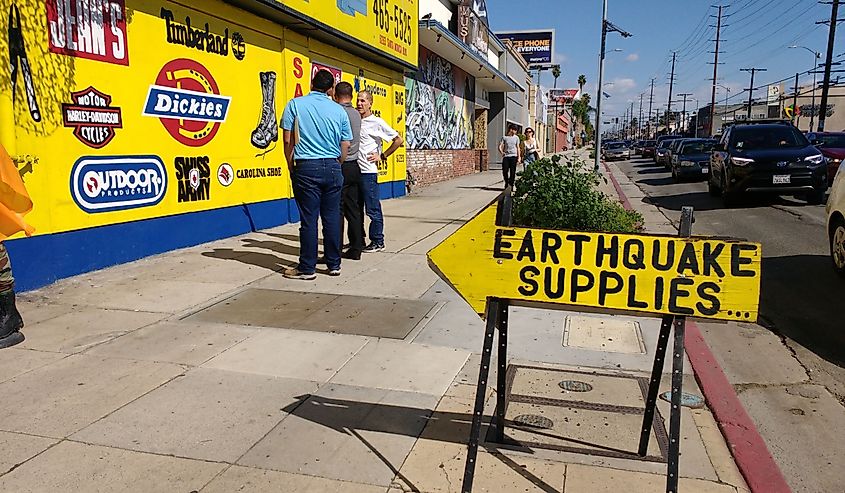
left=226, top=0, right=417, bottom=72
left=418, top=20, right=518, bottom=93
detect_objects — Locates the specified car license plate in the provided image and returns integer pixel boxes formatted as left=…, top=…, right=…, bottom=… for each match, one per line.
left=773, top=175, right=790, bottom=184
left=701, top=167, right=709, bottom=174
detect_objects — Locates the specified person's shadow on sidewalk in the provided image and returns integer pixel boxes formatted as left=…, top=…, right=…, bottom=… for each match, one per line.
left=277, top=394, right=574, bottom=493
left=200, top=234, right=309, bottom=272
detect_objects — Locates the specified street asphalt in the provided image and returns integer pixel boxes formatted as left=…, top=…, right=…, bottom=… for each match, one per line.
left=609, top=155, right=845, bottom=493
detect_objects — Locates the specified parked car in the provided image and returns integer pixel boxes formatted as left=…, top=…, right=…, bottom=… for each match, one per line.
left=664, top=138, right=690, bottom=169
left=709, top=122, right=828, bottom=206
left=602, top=141, right=632, bottom=161
left=641, top=140, right=657, bottom=158
left=633, top=140, right=646, bottom=155
left=827, top=162, right=845, bottom=277
left=806, top=131, right=845, bottom=183
left=670, top=139, right=718, bottom=181
left=655, top=136, right=683, bottom=164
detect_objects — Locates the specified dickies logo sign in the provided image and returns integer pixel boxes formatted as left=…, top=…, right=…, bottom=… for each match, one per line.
left=143, top=59, right=231, bottom=147
left=47, top=0, right=128, bottom=66
left=62, top=87, right=122, bottom=148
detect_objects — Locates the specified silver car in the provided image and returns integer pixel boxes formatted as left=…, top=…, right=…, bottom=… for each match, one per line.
left=603, top=142, right=631, bottom=161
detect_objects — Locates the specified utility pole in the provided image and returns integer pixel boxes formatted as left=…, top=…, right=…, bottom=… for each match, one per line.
left=629, top=101, right=635, bottom=139
left=709, top=5, right=724, bottom=137
left=792, top=72, right=799, bottom=123
left=678, top=93, right=692, bottom=135
left=667, top=52, right=677, bottom=134
left=740, top=67, right=767, bottom=119
left=638, top=93, right=644, bottom=140
left=817, top=0, right=840, bottom=131
left=647, top=77, right=656, bottom=138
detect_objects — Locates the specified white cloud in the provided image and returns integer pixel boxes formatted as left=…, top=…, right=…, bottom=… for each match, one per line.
left=625, top=53, right=639, bottom=62
left=610, top=77, right=637, bottom=93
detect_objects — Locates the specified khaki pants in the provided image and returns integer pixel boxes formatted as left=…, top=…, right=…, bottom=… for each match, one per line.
left=0, top=243, right=14, bottom=294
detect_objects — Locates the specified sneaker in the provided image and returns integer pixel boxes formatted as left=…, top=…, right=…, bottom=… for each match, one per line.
left=328, top=267, right=341, bottom=276
left=342, top=250, right=361, bottom=260
left=282, top=267, right=317, bottom=280
left=362, top=243, right=385, bottom=253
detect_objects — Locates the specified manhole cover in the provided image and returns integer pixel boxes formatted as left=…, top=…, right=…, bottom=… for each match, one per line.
left=559, top=380, right=594, bottom=392
left=512, top=414, right=554, bottom=429
left=659, top=391, right=705, bottom=409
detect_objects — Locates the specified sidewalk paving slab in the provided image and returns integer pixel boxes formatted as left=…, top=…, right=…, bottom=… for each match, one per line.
left=0, top=431, right=58, bottom=476
left=85, top=320, right=258, bottom=366
left=328, top=338, right=469, bottom=396
left=0, top=441, right=225, bottom=493
left=563, top=464, right=740, bottom=493
left=0, top=354, right=184, bottom=438
left=238, top=383, right=439, bottom=487
left=72, top=368, right=319, bottom=463
left=19, top=307, right=166, bottom=354
left=201, top=466, right=386, bottom=493
left=0, top=348, right=67, bottom=384
left=202, top=328, right=368, bottom=381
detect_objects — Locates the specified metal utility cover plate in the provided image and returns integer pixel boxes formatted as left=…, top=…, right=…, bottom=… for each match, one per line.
left=510, top=367, right=646, bottom=409
left=186, top=289, right=436, bottom=339
left=495, top=365, right=668, bottom=462
left=563, top=315, right=646, bottom=354
left=504, top=401, right=664, bottom=459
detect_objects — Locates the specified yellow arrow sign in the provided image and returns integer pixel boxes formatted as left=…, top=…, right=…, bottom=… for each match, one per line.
left=427, top=201, right=762, bottom=322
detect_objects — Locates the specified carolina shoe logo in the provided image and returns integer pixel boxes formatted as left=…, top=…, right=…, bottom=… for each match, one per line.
left=62, top=86, right=123, bottom=148
left=143, top=58, right=231, bottom=147
left=71, top=156, right=167, bottom=213
left=217, top=163, right=234, bottom=186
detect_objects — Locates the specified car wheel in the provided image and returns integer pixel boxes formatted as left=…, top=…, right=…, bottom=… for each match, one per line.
left=805, top=187, right=826, bottom=205
left=721, top=171, right=738, bottom=207
left=831, top=216, right=845, bottom=278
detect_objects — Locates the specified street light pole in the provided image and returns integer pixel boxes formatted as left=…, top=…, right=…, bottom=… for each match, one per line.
left=678, top=93, right=692, bottom=135
left=593, top=0, right=631, bottom=171
left=790, top=45, right=821, bottom=131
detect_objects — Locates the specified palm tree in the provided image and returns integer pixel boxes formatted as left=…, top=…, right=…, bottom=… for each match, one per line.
left=552, top=65, right=561, bottom=88
left=578, top=74, right=586, bottom=94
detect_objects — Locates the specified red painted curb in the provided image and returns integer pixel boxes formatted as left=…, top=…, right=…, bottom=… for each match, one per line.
left=604, top=160, right=792, bottom=493
left=603, top=161, right=634, bottom=211
left=685, top=321, right=791, bottom=493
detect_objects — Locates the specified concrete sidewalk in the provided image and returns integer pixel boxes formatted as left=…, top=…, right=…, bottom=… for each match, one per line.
left=1, top=165, right=748, bottom=492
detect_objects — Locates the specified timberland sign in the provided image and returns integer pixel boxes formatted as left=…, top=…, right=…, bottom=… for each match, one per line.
left=428, top=203, right=763, bottom=322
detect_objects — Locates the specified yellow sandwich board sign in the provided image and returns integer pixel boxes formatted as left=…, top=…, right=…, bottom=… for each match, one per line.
left=427, top=202, right=762, bottom=322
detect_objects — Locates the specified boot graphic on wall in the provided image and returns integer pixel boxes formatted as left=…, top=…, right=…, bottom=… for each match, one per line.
left=8, top=4, right=41, bottom=123
left=251, top=71, right=278, bottom=149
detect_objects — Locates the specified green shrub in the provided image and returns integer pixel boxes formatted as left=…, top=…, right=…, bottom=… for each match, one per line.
left=512, top=155, right=643, bottom=233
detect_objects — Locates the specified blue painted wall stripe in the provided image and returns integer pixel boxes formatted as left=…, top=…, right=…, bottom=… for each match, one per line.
left=5, top=180, right=406, bottom=292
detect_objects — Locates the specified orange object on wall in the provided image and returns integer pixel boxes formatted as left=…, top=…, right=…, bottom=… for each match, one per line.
left=0, top=144, right=34, bottom=240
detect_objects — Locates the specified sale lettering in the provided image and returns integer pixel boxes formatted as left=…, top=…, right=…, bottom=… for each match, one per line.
left=47, top=0, right=128, bottom=65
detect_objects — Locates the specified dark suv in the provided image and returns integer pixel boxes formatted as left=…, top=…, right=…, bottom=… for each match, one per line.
left=709, top=122, right=828, bottom=205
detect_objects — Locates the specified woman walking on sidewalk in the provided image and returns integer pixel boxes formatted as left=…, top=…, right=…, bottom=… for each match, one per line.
left=0, top=143, right=34, bottom=349
left=523, top=128, right=540, bottom=165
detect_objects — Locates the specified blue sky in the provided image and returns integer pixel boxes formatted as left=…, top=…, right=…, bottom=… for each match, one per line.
left=485, top=0, right=840, bottom=122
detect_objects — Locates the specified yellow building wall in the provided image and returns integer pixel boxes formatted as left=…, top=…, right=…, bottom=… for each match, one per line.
left=0, top=0, right=408, bottom=240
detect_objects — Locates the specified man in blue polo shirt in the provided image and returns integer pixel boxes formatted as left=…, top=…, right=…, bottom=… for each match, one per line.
left=281, top=70, right=352, bottom=280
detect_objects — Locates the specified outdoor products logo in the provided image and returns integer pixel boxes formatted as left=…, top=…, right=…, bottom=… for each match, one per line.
left=143, top=59, right=231, bottom=147
left=71, top=156, right=166, bottom=213
left=62, top=87, right=123, bottom=148
left=175, top=156, right=211, bottom=202
left=47, top=0, right=128, bottom=65
left=217, top=163, right=234, bottom=186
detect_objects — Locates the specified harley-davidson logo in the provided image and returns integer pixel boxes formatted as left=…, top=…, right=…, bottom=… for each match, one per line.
left=62, top=87, right=123, bottom=148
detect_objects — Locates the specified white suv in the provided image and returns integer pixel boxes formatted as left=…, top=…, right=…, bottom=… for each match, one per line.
left=828, top=163, right=845, bottom=277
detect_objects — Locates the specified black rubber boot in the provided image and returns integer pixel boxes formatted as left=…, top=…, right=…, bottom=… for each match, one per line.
left=0, top=291, right=24, bottom=349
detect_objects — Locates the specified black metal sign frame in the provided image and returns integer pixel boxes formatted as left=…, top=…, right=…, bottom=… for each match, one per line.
left=460, top=189, right=694, bottom=493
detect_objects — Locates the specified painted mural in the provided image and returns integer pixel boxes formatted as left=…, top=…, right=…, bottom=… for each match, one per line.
left=405, top=46, right=474, bottom=150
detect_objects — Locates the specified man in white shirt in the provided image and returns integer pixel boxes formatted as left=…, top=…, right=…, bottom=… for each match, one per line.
left=356, top=90, right=403, bottom=252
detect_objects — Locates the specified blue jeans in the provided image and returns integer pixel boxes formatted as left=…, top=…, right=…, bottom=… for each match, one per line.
left=361, top=173, right=384, bottom=245
left=292, top=159, right=343, bottom=273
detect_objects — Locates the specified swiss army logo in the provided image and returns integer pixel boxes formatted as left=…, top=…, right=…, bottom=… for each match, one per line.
left=62, top=87, right=123, bottom=148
